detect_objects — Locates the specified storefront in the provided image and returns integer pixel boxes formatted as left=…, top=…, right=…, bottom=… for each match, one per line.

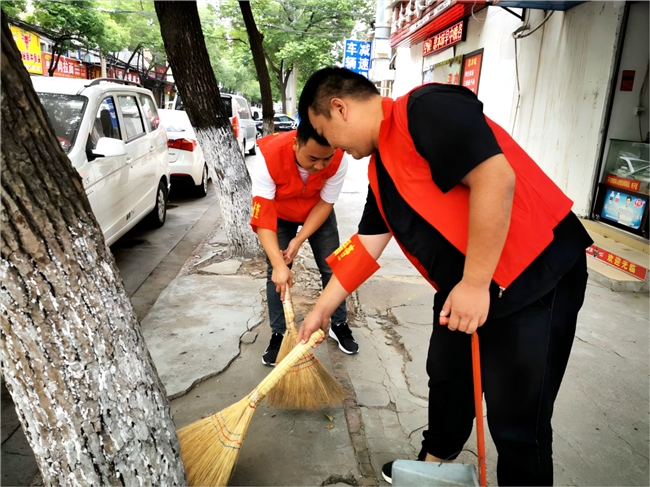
left=591, top=1, right=649, bottom=238
left=10, top=25, right=44, bottom=76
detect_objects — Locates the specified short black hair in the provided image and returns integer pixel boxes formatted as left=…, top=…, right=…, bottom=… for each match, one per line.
left=627, top=196, right=632, bottom=201
left=296, top=120, right=330, bottom=147
left=298, top=67, right=380, bottom=120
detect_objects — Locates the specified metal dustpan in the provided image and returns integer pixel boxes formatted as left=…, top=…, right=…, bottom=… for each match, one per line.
left=393, top=334, right=486, bottom=487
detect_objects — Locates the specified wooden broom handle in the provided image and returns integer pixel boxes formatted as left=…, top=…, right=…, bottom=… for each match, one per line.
left=282, top=286, right=297, bottom=332
left=249, top=329, right=324, bottom=405
left=472, top=333, right=486, bottom=487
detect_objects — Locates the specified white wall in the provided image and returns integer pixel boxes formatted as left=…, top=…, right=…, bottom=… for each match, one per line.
left=602, top=1, right=650, bottom=164
left=389, top=2, right=626, bottom=217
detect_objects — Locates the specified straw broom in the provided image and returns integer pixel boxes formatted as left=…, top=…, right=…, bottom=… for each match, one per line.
left=178, top=329, right=325, bottom=487
left=265, top=287, right=345, bottom=410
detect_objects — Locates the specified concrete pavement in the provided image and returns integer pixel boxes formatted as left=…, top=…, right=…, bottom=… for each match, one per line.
left=150, top=155, right=648, bottom=485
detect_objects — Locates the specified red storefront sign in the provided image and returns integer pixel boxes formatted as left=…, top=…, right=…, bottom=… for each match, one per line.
left=109, top=67, right=140, bottom=83
left=461, top=50, right=482, bottom=95
left=155, top=65, right=168, bottom=80
left=42, top=53, right=87, bottom=79
left=422, top=20, right=464, bottom=56
left=586, top=245, right=648, bottom=280
left=606, top=174, right=641, bottom=193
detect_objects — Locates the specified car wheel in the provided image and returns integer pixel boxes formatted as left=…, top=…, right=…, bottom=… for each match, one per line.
left=248, top=140, right=257, bottom=155
left=194, top=164, right=208, bottom=198
left=147, top=180, right=167, bottom=228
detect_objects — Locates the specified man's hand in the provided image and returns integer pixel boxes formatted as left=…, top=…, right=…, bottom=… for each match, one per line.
left=272, top=264, right=293, bottom=300
left=296, top=309, right=330, bottom=348
left=282, top=237, right=302, bottom=265
left=439, top=280, right=490, bottom=333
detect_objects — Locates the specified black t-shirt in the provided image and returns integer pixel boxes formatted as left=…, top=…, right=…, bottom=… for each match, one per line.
left=358, top=84, right=592, bottom=318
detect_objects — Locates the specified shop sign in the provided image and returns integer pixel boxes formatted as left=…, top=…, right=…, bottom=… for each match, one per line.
left=42, top=53, right=87, bottom=79
left=586, top=245, right=647, bottom=280
left=343, top=39, right=372, bottom=78
left=109, top=67, right=140, bottom=83
left=461, top=50, right=482, bottom=95
left=606, top=174, right=641, bottom=193
left=10, top=25, right=43, bottom=75
left=620, top=70, right=635, bottom=92
left=155, top=65, right=168, bottom=80
left=422, top=20, right=464, bottom=55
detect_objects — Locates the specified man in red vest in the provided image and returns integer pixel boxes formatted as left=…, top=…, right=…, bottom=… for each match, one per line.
left=296, top=68, right=592, bottom=486
left=251, top=122, right=359, bottom=366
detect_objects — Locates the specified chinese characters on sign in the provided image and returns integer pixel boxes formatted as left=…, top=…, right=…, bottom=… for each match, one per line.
left=343, top=39, right=372, bottom=78
left=600, top=189, right=647, bottom=231
left=422, top=21, right=464, bottom=56
left=42, top=53, right=87, bottom=79
left=10, top=25, right=43, bottom=75
left=461, top=51, right=483, bottom=95
left=586, top=245, right=648, bottom=280
left=606, top=174, right=641, bottom=192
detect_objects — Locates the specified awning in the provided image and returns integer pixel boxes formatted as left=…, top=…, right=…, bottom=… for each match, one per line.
left=489, top=1, right=584, bottom=11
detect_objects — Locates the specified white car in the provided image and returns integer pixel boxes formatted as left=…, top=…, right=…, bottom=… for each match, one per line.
left=158, top=109, right=209, bottom=197
left=32, top=76, right=171, bottom=246
left=174, top=93, right=257, bottom=156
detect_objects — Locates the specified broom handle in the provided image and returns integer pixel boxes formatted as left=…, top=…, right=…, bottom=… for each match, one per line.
left=282, top=286, right=297, bottom=333
left=472, top=333, right=486, bottom=487
left=249, top=329, right=324, bottom=405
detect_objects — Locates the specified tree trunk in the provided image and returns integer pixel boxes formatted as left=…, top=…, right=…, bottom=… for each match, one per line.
left=279, top=59, right=291, bottom=115
left=239, top=1, right=274, bottom=136
left=0, top=12, right=185, bottom=486
left=155, top=1, right=260, bottom=257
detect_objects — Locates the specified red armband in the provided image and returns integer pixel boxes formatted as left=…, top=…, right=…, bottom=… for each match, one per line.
left=326, top=234, right=380, bottom=294
left=250, top=196, right=278, bottom=233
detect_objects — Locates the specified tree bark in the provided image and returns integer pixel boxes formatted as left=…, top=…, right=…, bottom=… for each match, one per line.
left=239, top=1, right=274, bottom=136
left=155, top=1, right=260, bottom=257
left=0, top=12, right=185, bottom=486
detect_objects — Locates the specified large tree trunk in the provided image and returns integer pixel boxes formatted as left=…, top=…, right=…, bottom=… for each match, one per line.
left=239, top=1, right=274, bottom=136
left=155, top=1, right=260, bottom=257
left=0, top=12, right=185, bottom=486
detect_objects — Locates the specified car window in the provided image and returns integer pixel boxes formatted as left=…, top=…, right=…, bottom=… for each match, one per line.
left=37, top=93, right=87, bottom=153
left=88, top=96, right=122, bottom=150
left=138, top=93, right=160, bottom=132
left=221, top=96, right=233, bottom=118
left=235, top=97, right=250, bottom=119
left=279, top=116, right=292, bottom=122
left=117, top=95, right=146, bottom=140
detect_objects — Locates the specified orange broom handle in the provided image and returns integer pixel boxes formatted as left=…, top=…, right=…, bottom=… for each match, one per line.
left=472, top=333, right=486, bottom=487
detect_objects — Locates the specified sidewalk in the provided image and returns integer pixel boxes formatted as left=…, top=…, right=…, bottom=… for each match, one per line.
left=143, top=156, right=648, bottom=486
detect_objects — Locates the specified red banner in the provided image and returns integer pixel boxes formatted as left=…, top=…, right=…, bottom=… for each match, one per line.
left=461, top=51, right=482, bottom=95
left=42, top=53, right=87, bottom=79
left=586, top=244, right=647, bottom=280
left=606, top=174, right=641, bottom=193
left=422, top=20, right=464, bottom=56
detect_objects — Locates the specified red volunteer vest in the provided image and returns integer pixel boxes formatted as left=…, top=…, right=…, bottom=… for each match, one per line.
left=257, top=130, right=343, bottom=223
left=369, top=90, right=573, bottom=289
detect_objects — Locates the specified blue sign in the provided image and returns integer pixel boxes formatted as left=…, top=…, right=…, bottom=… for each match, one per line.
left=343, top=39, right=372, bottom=78
left=601, top=189, right=647, bottom=230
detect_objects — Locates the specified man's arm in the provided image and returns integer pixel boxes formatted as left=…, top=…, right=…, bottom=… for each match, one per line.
left=297, top=232, right=392, bottom=345
left=258, top=228, right=292, bottom=299
left=440, top=154, right=515, bottom=333
left=282, top=199, right=333, bottom=264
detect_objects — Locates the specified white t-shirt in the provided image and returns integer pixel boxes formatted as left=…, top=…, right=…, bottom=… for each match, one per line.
left=251, top=152, right=349, bottom=204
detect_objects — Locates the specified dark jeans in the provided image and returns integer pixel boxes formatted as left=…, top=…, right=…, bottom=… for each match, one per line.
left=422, top=254, right=588, bottom=486
left=266, top=211, right=348, bottom=334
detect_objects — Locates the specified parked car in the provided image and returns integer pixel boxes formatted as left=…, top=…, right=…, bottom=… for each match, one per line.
left=158, top=109, right=209, bottom=197
left=32, top=76, right=171, bottom=246
left=273, top=114, right=296, bottom=132
left=174, top=93, right=257, bottom=156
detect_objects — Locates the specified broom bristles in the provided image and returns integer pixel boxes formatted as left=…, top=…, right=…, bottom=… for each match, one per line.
left=178, top=396, right=256, bottom=486
left=265, top=328, right=345, bottom=410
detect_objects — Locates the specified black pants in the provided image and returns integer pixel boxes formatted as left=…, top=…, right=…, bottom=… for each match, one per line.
left=266, top=211, right=347, bottom=333
left=422, top=255, right=588, bottom=486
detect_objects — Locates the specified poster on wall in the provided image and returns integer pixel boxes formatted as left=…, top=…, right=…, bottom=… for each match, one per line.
left=430, top=55, right=463, bottom=85
left=461, top=49, right=483, bottom=95
left=600, top=189, right=647, bottom=230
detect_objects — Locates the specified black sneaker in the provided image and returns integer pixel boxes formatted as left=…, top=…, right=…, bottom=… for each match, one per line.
left=262, top=332, right=284, bottom=366
left=329, top=323, right=359, bottom=354
left=381, top=461, right=394, bottom=484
